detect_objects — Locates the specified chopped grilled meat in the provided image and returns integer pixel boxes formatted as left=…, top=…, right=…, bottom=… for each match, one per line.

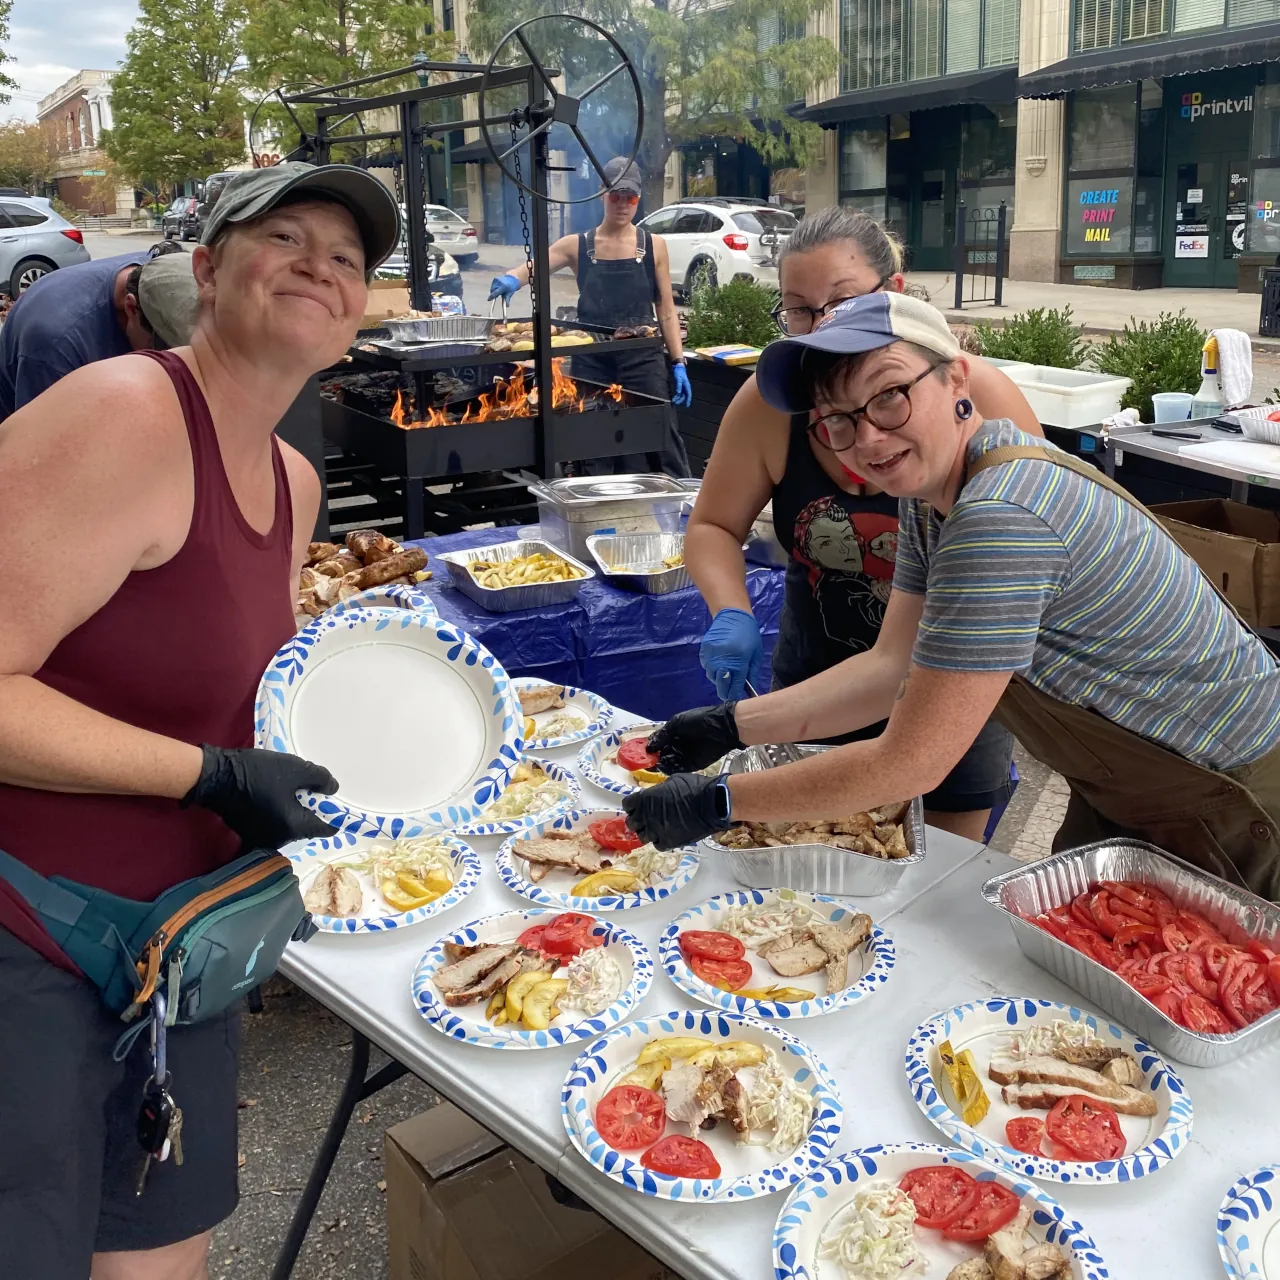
left=1000, top=1080, right=1156, bottom=1118
left=984, top=1205, right=1033, bottom=1280
left=662, top=1061, right=708, bottom=1127
left=989, top=1053, right=1145, bottom=1105
left=758, top=932, right=828, bottom=978
left=443, top=953, right=524, bottom=1006
left=947, top=1260, right=993, bottom=1280
left=515, top=832, right=614, bottom=882
left=712, top=815, right=906, bottom=859
left=869, top=801, right=908, bottom=824
left=810, top=914, right=872, bottom=993
left=1100, top=1054, right=1144, bottom=1088
left=303, top=865, right=363, bottom=918
left=720, top=1075, right=751, bottom=1134
left=518, top=684, right=567, bottom=715
left=1022, top=1245, right=1072, bottom=1279
left=518, top=951, right=559, bottom=976
left=433, top=943, right=519, bottom=994
left=442, top=941, right=486, bottom=964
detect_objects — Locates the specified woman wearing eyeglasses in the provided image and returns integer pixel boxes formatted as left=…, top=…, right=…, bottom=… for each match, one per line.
left=684, top=207, right=1041, bottom=840
left=488, top=156, right=690, bottom=477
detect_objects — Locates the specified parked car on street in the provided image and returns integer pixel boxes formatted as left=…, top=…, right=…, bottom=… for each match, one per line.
left=425, top=204, right=479, bottom=266
left=374, top=242, right=463, bottom=300
left=194, top=171, right=241, bottom=240
left=0, top=196, right=90, bottom=298
left=638, top=198, right=797, bottom=297
left=161, top=196, right=200, bottom=242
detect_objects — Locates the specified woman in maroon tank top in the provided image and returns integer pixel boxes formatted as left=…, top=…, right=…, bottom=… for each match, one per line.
left=0, top=165, right=399, bottom=1280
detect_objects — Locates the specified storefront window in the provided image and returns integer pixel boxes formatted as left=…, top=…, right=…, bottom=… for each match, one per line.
left=1069, top=86, right=1137, bottom=172
left=1252, top=76, right=1280, bottom=159
left=840, top=192, right=888, bottom=220
left=1134, top=79, right=1163, bottom=252
left=839, top=123, right=888, bottom=191
left=1249, top=166, right=1280, bottom=254
left=1065, top=177, right=1136, bottom=252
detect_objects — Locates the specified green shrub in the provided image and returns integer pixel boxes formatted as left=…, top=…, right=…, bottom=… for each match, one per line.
left=1092, top=311, right=1207, bottom=422
left=683, top=272, right=780, bottom=350
left=974, top=306, right=1084, bottom=369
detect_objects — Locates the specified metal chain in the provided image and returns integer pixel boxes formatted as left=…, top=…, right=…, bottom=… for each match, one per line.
left=510, top=114, right=535, bottom=315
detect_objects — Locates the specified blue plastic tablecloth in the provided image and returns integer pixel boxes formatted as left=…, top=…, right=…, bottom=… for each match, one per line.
left=407, top=529, right=785, bottom=722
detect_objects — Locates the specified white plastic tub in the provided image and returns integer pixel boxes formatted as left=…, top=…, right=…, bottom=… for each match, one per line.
left=1003, top=365, right=1132, bottom=429
left=982, top=358, right=1034, bottom=377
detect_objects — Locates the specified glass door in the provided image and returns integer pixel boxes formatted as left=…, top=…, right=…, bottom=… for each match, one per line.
left=1166, top=159, right=1216, bottom=287
left=1218, top=156, right=1249, bottom=289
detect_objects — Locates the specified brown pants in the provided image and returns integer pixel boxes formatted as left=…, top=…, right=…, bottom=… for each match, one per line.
left=996, top=674, right=1280, bottom=902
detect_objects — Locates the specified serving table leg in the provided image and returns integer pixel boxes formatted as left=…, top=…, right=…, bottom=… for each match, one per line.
left=269, top=1029, right=411, bottom=1280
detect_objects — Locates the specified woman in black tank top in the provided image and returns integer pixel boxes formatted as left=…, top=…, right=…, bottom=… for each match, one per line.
left=684, top=207, right=1045, bottom=840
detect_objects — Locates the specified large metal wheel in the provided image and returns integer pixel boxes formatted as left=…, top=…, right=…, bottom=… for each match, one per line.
left=478, top=14, right=644, bottom=205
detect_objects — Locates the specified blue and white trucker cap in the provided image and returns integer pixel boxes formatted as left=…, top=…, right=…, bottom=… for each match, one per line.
left=756, top=291, right=962, bottom=412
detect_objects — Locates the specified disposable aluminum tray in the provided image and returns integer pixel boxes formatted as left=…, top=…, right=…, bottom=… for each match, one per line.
left=369, top=337, right=488, bottom=361
left=383, top=314, right=495, bottom=343
left=982, top=840, right=1280, bottom=1067
left=436, top=540, right=595, bottom=613
left=699, top=744, right=926, bottom=897
left=585, top=533, right=692, bottom=595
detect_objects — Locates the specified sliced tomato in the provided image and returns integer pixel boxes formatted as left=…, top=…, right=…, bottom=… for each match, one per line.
left=679, top=931, right=746, bottom=962
left=1005, top=1116, right=1046, bottom=1156
left=617, top=738, right=661, bottom=772
left=588, top=816, right=644, bottom=853
left=1243, top=968, right=1278, bottom=1023
left=942, top=1181, right=1022, bottom=1242
left=1221, top=958, right=1261, bottom=1029
left=1196, top=940, right=1239, bottom=981
left=640, top=1135, right=721, bottom=1179
left=1045, top=1094, right=1126, bottom=1161
left=1246, top=939, right=1276, bottom=964
left=1179, top=991, right=1233, bottom=1034
left=1035, top=912, right=1071, bottom=943
left=595, top=1085, right=667, bottom=1151
left=516, top=923, right=549, bottom=950
left=1161, top=923, right=1194, bottom=953
left=1269, top=956, right=1280, bottom=1005
left=1064, top=924, right=1118, bottom=970
left=1150, top=987, right=1185, bottom=1023
left=542, top=912, right=602, bottom=956
left=689, top=954, right=753, bottom=991
left=1182, top=951, right=1219, bottom=1002
left=1113, top=921, right=1161, bottom=961
left=1088, top=890, right=1123, bottom=939
left=898, top=1166, right=979, bottom=1230
left=1070, top=892, right=1098, bottom=930
left=1122, top=969, right=1173, bottom=1001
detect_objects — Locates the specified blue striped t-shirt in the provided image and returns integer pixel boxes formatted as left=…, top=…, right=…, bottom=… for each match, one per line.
left=893, top=421, right=1280, bottom=770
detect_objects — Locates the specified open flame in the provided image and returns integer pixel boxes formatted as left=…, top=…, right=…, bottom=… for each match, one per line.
left=390, top=359, right=624, bottom=429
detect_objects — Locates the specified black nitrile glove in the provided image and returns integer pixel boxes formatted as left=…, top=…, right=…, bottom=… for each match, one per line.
left=647, top=702, right=744, bottom=775
left=623, top=773, right=732, bottom=851
left=182, top=745, right=341, bottom=849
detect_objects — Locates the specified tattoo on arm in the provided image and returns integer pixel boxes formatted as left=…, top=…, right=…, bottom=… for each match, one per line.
left=895, top=672, right=909, bottom=702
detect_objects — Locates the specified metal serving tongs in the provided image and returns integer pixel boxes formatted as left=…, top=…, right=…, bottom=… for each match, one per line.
left=741, top=680, right=804, bottom=766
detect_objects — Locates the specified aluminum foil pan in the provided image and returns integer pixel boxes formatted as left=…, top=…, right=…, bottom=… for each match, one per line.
left=383, top=314, right=495, bottom=343
left=982, top=840, right=1280, bottom=1067
left=436, top=540, right=594, bottom=613
left=699, top=744, right=925, bottom=896
left=585, top=533, right=692, bottom=595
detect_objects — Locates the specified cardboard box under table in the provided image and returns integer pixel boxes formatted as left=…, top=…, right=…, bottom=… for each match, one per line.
left=1151, top=498, right=1280, bottom=628
left=385, top=1103, right=679, bottom=1280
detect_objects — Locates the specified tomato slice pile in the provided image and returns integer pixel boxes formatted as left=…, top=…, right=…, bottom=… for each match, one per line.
left=617, top=737, right=661, bottom=773
left=595, top=1085, right=667, bottom=1151
left=519, top=912, right=604, bottom=959
left=1029, top=880, right=1279, bottom=1034
left=1044, top=1093, right=1126, bottom=1161
left=898, top=1166, right=1020, bottom=1241
left=679, top=930, right=752, bottom=991
left=640, top=1135, right=721, bottom=1179
left=587, top=815, right=644, bottom=853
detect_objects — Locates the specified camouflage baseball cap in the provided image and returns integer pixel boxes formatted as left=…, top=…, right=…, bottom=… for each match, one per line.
left=137, top=252, right=200, bottom=348
left=200, top=162, right=401, bottom=275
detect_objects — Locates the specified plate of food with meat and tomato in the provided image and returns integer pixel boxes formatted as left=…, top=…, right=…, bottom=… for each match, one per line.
left=773, top=1142, right=1109, bottom=1280
left=905, top=997, right=1193, bottom=1184
left=496, top=808, right=700, bottom=910
left=576, top=724, right=669, bottom=797
left=561, top=1008, right=842, bottom=1201
left=411, top=908, right=652, bottom=1049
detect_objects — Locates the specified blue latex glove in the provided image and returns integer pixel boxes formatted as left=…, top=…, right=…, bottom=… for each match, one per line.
left=488, top=273, right=521, bottom=302
left=672, top=362, right=693, bottom=407
left=699, top=607, right=763, bottom=701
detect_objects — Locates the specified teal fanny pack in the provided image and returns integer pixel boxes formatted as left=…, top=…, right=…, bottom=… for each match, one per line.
left=0, top=847, right=316, bottom=1026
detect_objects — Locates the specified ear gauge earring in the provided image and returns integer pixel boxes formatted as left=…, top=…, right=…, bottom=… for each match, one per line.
left=955, top=398, right=974, bottom=420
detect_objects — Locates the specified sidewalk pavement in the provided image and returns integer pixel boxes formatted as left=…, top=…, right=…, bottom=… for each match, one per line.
left=906, top=271, right=1275, bottom=347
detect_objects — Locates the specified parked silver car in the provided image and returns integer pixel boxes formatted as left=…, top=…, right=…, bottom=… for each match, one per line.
left=0, top=196, right=91, bottom=298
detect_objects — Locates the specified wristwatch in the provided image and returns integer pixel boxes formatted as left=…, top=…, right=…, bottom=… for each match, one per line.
left=712, top=778, right=732, bottom=824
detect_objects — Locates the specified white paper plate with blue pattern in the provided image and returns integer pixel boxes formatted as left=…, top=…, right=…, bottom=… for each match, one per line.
left=659, top=891, right=894, bottom=1020
left=514, top=678, right=614, bottom=750
left=255, top=608, right=522, bottom=834
left=496, top=808, right=699, bottom=911
left=326, top=582, right=439, bottom=620
left=411, top=908, right=652, bottom=1050
left=575, top=725, right=663, bottom=798
left=773, top=1142, right=1110, bottom=1280
left=1219, top=1165, right=1280, bottom=1279
left=287, top=826, right=480, bottom=934
left=905, top=996, right=1193, bottom=1185
left=451, top=757, right=580, bottom=836
left=561, top=1009, right=842, bottom=1202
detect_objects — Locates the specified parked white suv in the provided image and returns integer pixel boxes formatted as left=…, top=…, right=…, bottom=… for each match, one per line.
left=638, top=198, right=797, bottom=296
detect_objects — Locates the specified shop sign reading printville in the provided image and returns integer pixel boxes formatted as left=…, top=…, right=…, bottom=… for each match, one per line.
left=1180, top=90, right=1253, bottom=121
left=1067, top=180, right=1133, bottom=253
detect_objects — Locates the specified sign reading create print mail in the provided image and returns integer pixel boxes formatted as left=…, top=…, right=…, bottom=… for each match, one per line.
left=1180, top=90, right=1253, bottom=121
left=1078, top=186, right=1119, bottom=244
left=1066, top=178, right=1133, bottom=254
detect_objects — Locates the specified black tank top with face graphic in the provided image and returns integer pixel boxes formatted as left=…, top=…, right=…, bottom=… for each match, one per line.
left=770, top=416, right=899, bottom=691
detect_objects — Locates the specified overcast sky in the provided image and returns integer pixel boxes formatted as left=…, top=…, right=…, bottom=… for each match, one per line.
left=3, top=0, right=138, bottom=120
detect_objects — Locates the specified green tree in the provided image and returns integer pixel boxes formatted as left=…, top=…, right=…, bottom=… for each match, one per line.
left=0, top=122, right=58, bottom=191
left=467, top=0, right=836, bottom=211
left=241, top=0, right=454, bottom=160
left=102, top=0, right=247, bottom=191
left=0, top=0, right=18, bottom=104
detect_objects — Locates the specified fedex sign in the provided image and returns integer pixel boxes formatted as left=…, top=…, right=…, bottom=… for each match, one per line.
left=1181, top=90, right=1253, bottom=120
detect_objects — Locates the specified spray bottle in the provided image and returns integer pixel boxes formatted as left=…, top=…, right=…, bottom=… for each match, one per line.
left=1192, top=335, right=1224, bottom=420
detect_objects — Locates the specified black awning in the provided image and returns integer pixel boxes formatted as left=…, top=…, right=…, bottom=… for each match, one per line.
left=450, top=137, right=494, bottom=164
left=1018, top=22, right=1280, bottom=97
left=797, top=65, right=1018, bottom=126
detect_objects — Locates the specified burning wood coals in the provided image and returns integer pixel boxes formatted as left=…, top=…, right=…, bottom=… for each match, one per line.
left=389, top=358, right=624, bottom=430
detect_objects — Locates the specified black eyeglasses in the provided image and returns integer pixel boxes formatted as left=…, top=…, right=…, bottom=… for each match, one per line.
left=808, top=364, right=941, bottom=452
left=771, top=275, right=893, bottom=335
